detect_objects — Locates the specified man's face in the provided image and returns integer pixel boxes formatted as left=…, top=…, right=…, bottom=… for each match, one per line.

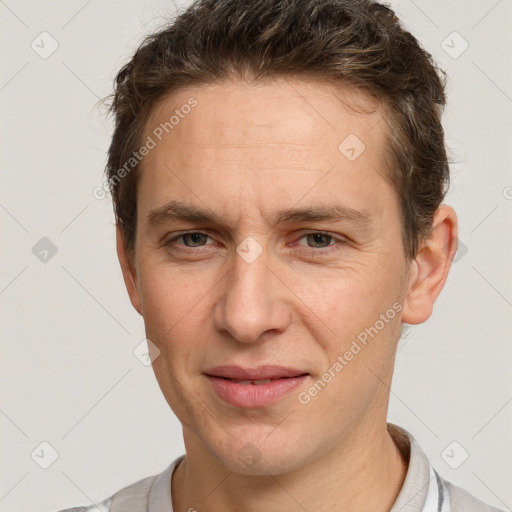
left=124, top=78, right=413, bottom=474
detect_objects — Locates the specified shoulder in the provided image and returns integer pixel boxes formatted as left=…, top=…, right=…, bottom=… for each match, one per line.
left=56, top=495, right=112, bottom=512
left=55, top=456, right=184, bottom=512
left=55, top=470, right=162, bottom=512
left=441, top=476, right=506, bottom=512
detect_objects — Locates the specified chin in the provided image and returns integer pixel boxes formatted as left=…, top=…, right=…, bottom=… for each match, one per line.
left=206, top=427, right=314, bottom=476
left=220, top=449, right=305, bottom=476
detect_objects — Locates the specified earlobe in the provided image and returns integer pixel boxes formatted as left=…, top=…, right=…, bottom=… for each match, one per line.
left=116, top=224, right=143, bottom=316
left=401, top=205, right=458, bottom=325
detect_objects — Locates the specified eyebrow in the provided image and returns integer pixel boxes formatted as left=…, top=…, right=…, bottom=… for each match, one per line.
left=146, top=199, right=374, bottom=229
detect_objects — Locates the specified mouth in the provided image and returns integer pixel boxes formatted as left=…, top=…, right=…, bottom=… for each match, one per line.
left=203, top=364, right=309, bottom=381
left=203, top=365, right=311, bottom=408
left=209, top=375, right=309, bottom=385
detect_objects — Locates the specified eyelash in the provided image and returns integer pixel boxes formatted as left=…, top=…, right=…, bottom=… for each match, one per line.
left=163, top=231, right=347, bottom=256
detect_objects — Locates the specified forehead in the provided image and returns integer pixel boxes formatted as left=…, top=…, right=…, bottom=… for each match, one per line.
left=138, top=78, right=394, bottom=226
left=144, top=77, right=384, bottom=152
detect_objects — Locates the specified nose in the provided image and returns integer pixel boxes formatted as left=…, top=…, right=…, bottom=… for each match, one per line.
left=213, top=244, right=291, bottom=344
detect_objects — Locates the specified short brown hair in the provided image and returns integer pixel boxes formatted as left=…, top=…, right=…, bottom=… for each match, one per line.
left=104, top=0, right=449, bottom=262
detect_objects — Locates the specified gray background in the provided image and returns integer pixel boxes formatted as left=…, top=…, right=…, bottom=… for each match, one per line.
left=0, top=0, right=511, bottom=511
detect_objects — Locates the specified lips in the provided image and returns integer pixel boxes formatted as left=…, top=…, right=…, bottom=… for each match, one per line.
left=229, top=378, right=273, bottom=385
left=204, top=364, right=309, bottom=381
left=205, top=367, right=310, bottom=408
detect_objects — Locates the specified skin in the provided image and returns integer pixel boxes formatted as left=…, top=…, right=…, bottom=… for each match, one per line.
left=116, top=77, right=458, bottom=512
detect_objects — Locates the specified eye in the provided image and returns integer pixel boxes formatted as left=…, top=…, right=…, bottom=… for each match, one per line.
left=299, top=233, right=334, bottom=248
left=294, top=231, right=347, bottom=255
left=165, top=231, right=214, bottom=249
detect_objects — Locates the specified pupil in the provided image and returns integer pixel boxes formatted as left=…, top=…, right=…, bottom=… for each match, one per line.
left=309, top=233, right=330, bottom=247
left=186, top=233, right=205, bottom=246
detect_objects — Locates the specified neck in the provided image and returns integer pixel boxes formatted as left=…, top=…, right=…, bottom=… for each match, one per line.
left=171, top=422, right=408, bottom=512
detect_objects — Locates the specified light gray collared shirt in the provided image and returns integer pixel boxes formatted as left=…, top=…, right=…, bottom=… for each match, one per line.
left=57, top=423, right=504, bottom=512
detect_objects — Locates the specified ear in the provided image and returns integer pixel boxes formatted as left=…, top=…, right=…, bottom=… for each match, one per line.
left=401, top=204, right=458, bottom=325
left=116, top=223, right=143, bottom=316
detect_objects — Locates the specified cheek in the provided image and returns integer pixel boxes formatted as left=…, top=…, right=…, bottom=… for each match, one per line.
left=292, top=262, right=402, bottom=352
left=292, top=266, right=377, bottom=321
left=137, top=274, right=185, bottom=355
left=137, top=264, right=220, bottom=367
left=139, top=263, right=203, bottom=321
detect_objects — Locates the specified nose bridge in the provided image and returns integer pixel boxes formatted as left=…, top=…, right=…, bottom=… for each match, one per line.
left=214, top=243, right=289, bottom=343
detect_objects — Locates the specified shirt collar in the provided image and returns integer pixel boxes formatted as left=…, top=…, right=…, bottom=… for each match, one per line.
left=388, top=422, right=436, bottom=512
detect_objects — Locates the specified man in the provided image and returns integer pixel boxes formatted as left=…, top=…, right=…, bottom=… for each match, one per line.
left=59, top=0, right=503, bottom=510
